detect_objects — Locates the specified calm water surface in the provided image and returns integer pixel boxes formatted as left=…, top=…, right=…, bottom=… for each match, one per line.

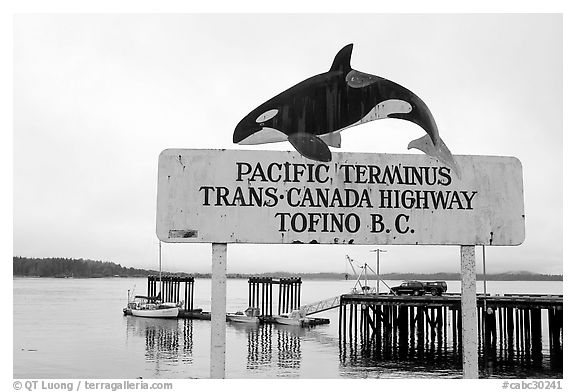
left=13, top=277, right=562, bottom=379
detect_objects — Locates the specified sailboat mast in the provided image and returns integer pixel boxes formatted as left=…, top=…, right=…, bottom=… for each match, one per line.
left=159, top=241, right=162, bottom=301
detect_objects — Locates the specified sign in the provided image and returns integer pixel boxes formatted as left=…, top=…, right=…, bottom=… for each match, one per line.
left=156, top=149, right=524, bottom=246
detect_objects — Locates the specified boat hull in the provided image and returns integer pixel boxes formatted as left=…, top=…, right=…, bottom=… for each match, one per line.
left=274, top=317, right=302, bottom=326
left=131, top=307, right=179, bottom=318
left=228, top=315, right=259, bottom=324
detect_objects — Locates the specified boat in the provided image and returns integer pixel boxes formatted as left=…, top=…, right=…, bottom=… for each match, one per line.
left=273, top=310, right=307, bottom=326
left=123, top=241, right=181, bottom=318
left=125, top=295, right=180, bottom=318
left=227, top=307, right=261, bottom=324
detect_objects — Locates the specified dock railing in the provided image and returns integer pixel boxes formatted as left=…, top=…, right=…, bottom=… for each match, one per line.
left=298, top=295, right=341, bottom=316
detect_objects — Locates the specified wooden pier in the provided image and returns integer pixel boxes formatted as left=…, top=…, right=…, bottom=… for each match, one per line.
left=140, top=275, right=328, bottom=325
left=147, top=275, right=196, bottom=311
left=338, top=293, right=563, bottom=367
left=248, top=277, right=302, bottom=316
left=145, top=275, right=206, bottom=318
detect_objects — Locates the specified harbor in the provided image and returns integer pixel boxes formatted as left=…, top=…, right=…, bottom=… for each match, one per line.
left=14, top=275, right=562, bottom=379
left=121, top=273, right=563, bottom=372
left=124, top=275, right=331, bottom=326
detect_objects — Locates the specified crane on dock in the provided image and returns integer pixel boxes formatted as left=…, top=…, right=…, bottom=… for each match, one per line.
left=345, top=255, right=393, bottom=295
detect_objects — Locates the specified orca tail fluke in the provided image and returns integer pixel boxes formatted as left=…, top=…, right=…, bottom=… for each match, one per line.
left=408, top=134, right=461, bottom=179
left=319, top=132, right=342, bottom=148
left=288, top=133, right=332, bottom=162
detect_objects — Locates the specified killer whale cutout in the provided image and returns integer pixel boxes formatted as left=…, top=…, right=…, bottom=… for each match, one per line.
left=233, top=44, right=461, bottom=178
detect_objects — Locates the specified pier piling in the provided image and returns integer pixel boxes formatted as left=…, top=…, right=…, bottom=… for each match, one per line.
left=247, top=276, right=302, bottom=317
left=338, top=293, right=562, bottom=375
left=147, top=275, right=195, bottom=310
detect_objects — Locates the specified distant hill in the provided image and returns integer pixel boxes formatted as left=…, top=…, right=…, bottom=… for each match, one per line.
left=12, top=256, right=160, bottom=278
left=13, top=256, right=562, bottom=281
left=364, top=271, right=562, bottom=281
left=248, top=271, right=563, bottom=281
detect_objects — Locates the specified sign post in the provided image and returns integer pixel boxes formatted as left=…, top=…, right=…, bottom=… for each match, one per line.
left=460, top=245, right=478, bottom=378
left=210, top=243, right=227, bottom=378
left=156, top=148, right=525, bottom=378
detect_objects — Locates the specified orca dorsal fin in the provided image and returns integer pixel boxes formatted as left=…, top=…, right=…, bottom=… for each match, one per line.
left=329, top=44, right=353, bottom=73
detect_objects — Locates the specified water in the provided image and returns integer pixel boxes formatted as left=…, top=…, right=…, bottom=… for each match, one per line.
left=13, top=277, right=562, bottom=379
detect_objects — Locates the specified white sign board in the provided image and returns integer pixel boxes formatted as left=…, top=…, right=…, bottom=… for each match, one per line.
left=156, top=149, right=524, bottom=246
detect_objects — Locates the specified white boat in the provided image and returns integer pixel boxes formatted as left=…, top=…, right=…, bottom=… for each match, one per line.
left=123, top=241, right=181, bottom=319
left=125, top=295, right=180, bottom=318
left=227, top=307, right=261, bottom=324
left=273, top=310, right=307, bottom=326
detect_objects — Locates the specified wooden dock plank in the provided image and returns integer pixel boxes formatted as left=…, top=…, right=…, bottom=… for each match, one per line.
left=340, top=294, right=563, bottom=309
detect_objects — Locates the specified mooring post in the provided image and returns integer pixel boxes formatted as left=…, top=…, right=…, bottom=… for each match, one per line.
left=437, top=307, right=443, bottom=348
left=460, top=245, right=479, bottom=378
left=256, top=279, right=260, bottom=311
left=338, top=302, right=343, bottom=338
left=277, top=282, right=282, bottom=315
left=263, top=280, right=267, bottom=315
left=297, top=279, right=302, bottom=308
left=268, top=279, right=273, bottom=316
left=248, top=278, right=252, bottom=308
left=210, top=243, right=227, bottom=379
left=348, top=303, right=353, bottom=342
left=190, top=278, right=195, bottom=311
left=188, top=279, right=192, bottom=311
left=289, top=280, right=293, bottom=311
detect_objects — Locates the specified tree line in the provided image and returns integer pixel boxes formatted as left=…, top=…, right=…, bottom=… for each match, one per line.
left=13, top=256, right=562, bottom=281
left=12, top=256, right=159, bottom=278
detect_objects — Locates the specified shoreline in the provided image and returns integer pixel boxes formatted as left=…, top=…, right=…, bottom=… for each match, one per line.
left=13, top=274, right=564, bottom=281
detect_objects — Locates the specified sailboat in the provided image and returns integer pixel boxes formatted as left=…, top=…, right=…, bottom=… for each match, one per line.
left=123, top=242, right=181, bottom=318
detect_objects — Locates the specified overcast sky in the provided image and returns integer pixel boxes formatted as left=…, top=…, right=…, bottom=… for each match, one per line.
left=12, top=14, right=562, bottom=275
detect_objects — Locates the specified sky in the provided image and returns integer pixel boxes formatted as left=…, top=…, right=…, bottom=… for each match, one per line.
left=11, top=13, right=563, bottom=275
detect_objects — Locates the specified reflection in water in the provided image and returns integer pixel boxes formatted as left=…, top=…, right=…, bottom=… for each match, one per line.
left=276, top=325, right=302, bottom=369
left=479, top=317, right=563, bottom=378
left=338, top=306, right=562, bottom=379
left=182, top=319, right=194, bottom=363
left=124, top=311, right=561, bottom=378
left=126, top=317, right=194, bottom=371
left=240, top=323, right=303, bottom=371
left=237, top=323, right=273, bottom=370
left=127, top=317, right=304, bottom=375
left=339, top=318, right=462, bottom=378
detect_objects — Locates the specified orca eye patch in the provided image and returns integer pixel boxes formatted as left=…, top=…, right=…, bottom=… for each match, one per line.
left=256, top=109, right=279, bottom=123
